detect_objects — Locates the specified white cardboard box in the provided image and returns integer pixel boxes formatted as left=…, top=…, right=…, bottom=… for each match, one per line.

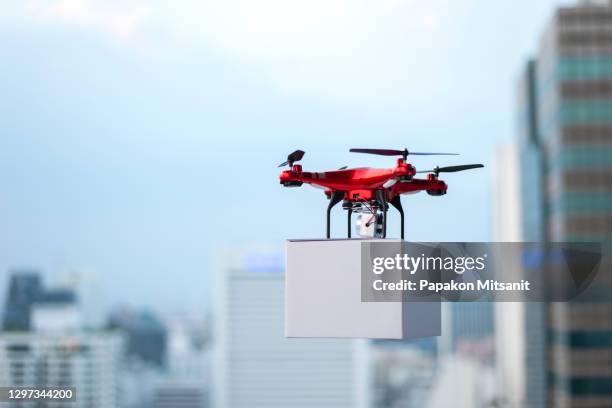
left=285, top=239, right=441, bottom=339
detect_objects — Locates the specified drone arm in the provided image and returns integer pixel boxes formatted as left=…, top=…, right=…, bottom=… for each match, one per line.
left=280, top=168, right=325, bottom=187
left=393, top=178, right=447, bottom=194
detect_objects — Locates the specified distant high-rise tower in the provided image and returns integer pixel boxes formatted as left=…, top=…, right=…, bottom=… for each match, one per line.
left=496, top=52, right=548, bottom=408
left=3, top=271, right=81, bottom=332
left=2, top=271, right=42, bottom=331
left=214, top=250, right=368, bottom=408
left=511, top=2, right=612, bottom=407
left=108, top=309, right=167, bottom=367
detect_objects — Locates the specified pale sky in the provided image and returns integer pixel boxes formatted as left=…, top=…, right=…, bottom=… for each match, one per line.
left=0, top=0, right=571, bottom=315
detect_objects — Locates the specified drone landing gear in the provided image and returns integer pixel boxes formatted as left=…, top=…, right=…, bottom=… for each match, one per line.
left=389, top=196, right=404, bottom=240
left=347, top=208, right=352, bottom=238
left=327, top=191, right=344, bottom=239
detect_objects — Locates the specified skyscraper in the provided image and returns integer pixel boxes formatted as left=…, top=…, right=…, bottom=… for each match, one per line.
left=2, top=271, right=42, bottom=331
left=511, top=2, right=612, bottom=406
left=501, top=59, right=549, bottom=408
left=493, top=141, right=548, bottom=408
left=2, top=271, right=81, bottom=332
left=214, top=250, right=368, bottom=408
left=107, top=308, right=168, bottom=367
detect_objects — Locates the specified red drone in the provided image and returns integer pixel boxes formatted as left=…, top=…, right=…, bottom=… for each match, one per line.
left=279, top=148, right=483, bottom=239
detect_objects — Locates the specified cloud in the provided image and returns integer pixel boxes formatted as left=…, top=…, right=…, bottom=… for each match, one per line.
left=4, top=0, right=458, bottom=104
left=169, top=0, right=455, bottom=104
left=3, top=0, right=149, bottom=41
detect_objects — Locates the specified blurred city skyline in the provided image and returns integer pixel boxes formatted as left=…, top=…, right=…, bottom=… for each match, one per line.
left=2, top=1, right=611, bottom=407
left=1, top=0, right=572, bottom=313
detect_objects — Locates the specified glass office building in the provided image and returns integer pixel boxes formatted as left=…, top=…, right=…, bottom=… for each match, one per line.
left=2, top=272, right=42, bottom=331
left=214, top=251, right=368, bottom=408
left=517, top=2, right=612, bottom=407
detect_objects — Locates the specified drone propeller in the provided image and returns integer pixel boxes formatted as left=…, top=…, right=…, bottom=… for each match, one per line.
left=417, top=164, right=484, bottom=176
left=350, top=148, right=458, bottom=160
left=278, top=150, right=305, bottom=168
left=338, top=166, right=348, bottom=170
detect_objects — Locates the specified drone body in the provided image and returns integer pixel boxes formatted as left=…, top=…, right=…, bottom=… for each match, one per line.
left=279, top=149, right=483, bottom=239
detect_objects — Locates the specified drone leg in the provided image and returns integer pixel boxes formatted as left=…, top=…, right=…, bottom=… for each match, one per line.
left=383, top=204, right=388, bottom=239
left=390, top=196, right=404, bottom=240
left=347, top=208, right=352, bottom=238
left=326, top=191, right=344, bottom=239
